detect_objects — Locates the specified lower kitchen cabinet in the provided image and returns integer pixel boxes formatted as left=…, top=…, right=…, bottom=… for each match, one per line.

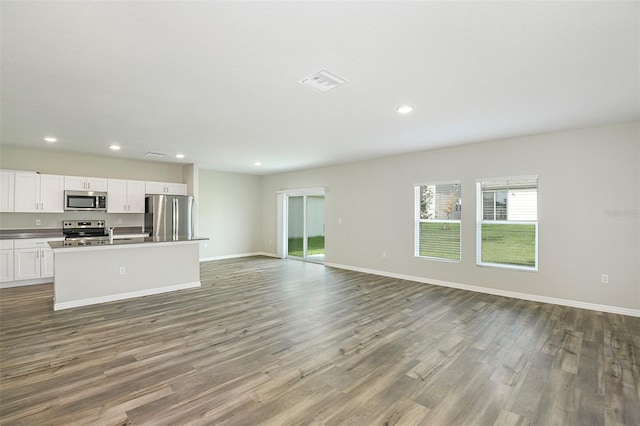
left=13, top=239, right=62, bottom=281
left=0, top=240, right=13, bottom=282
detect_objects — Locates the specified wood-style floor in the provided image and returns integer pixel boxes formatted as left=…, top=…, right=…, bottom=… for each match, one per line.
left=1, top=257, right=639, bottom=425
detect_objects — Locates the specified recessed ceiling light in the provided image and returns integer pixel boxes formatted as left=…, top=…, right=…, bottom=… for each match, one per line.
left=254, top=161, right=262, bottom=166
left=175, top=154, right=185, bottom=159
left=109, top=144, right=121, bottom=151
left=396, top=105, right=413, bottom=114
left=44, top=137, right=57, bottom=143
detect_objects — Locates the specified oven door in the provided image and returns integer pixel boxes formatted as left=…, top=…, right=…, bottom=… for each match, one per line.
left=64, top=191, right=108, bottom=211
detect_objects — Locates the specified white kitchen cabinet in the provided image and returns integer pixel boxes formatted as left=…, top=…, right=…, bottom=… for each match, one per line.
left=13, top=239, right=61, bottom=281
left=64, top=176, right=108, bottom=191
left=0, top=170, right=15, bottom=212
left=42, top=248, right=55, bottom=277
left=14, top=172, right=38, bottom=212
left=0, top=240, right=14, bottom=282
left=14, top=172, right=64, bottom=213
left=14, top=248, right=40, bottom=280
left=145, top=181, right=187, bottom=196
left=108, top=179, right=145, bottom=213
left=40, top=174, right=65, bottom=212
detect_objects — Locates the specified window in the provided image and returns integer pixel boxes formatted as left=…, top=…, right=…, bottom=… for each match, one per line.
left=414, top=181, right=461, bottom=261
left=482, top=190, right=507, bottom=220
left=476, top=176, right=538, bottom=270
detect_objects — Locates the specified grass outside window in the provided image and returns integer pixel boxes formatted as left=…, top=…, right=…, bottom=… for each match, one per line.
left=480, top=223, right=536, bottom=267
left=418, top=222, right=461, bottom=261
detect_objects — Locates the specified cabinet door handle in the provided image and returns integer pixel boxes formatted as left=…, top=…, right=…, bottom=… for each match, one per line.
left=87, top=182, right=90, bottom=190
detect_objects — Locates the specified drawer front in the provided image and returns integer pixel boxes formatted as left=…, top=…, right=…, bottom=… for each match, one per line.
left=0, top=240, right=13, bottom=250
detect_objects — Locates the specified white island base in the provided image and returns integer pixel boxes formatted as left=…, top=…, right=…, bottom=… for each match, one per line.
left=52, top=240, right=201, bottom=310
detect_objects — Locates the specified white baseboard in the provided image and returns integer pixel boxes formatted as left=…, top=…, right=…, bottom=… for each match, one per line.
left=53, top=281, right=201, bottom=311
left=258, top=252, right=281, bottom=258
left=200, top=252, right=263, bottom=261
left=200, top=252, right=281, bottom=262
left=1, top=277, right=52, bottom=289
left=325, top=262, right=640, bottom=318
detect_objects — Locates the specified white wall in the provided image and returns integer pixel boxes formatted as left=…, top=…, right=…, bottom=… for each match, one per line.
left=197, top=169, right=262, bottom=259
left=261, top=121, right=640, bottom=311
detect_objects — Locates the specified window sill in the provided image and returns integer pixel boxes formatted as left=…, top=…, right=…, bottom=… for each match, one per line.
left=476, top=262, right=538, bottom=272
left=415, top=255, right=461, bottom=264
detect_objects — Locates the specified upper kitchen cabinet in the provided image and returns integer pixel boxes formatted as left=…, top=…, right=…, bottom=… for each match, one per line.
left=0, top=170, right=15, bottom=212
left=145, top=181, right=187, bottom=196
left=64, top=176, right=108, bottom=192
left=14, top=172, right=64, bottom=213
left=107, top=179, right=145, bottom=213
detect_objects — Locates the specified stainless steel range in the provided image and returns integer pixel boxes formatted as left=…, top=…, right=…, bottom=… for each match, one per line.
left=62, top=220, right=109, bottom=246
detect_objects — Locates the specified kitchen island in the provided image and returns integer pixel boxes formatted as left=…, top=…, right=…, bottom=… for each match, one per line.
left=49, top=236, right=207, bottom=310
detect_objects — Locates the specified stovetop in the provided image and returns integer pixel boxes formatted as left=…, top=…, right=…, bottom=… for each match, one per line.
left=62, top=238, right=110, bottom=247
left=62, top=220, right=107, bottom=240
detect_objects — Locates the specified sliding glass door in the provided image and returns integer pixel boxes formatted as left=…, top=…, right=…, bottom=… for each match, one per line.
left=305, top=195, right=325, bottom=261
left=286, top=194, right=325, bottom=262
left=287, top=196, right=305, bottom=257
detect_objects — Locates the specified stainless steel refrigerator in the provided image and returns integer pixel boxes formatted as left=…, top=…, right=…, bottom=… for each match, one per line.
left=144, top=195, right=194, bottom=239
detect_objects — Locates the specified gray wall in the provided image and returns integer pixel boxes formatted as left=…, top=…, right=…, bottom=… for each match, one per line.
left=197, top=169, right=262, bottom=258
left=2, top=122, right=638, bottom=311
left=0, top=145, right=187, bottom=229
left=261, top=121, right=640, bottom=310
left=0, top=145, right=185, bottom=181
left=0, top=146, right=264, bottom=262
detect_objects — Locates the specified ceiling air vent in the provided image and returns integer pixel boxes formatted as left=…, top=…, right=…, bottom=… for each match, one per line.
left=146, top=151, right=166, bottom=158
left=299, top=69, right=348, bottom=92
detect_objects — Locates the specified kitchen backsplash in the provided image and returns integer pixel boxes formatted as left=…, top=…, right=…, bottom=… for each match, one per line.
left=0, top=212, right=143, bottom=230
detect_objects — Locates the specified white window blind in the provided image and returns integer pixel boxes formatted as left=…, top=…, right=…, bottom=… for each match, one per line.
left=476, top=176, right=538, bottom=270
left=414, top=181, right=461, bottom=261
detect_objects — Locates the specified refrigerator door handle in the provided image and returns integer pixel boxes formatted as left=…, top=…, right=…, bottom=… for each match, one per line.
left=173, top=198, right=179, bottom=238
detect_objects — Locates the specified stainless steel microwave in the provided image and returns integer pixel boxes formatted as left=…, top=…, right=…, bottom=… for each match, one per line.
left=64, top=191, right=107, bottom=211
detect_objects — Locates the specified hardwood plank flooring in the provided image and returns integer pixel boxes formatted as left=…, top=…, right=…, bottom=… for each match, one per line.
left=1, top=256, right=639, bottom=425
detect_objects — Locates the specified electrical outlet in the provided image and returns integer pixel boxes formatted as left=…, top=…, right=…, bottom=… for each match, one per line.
left=601, top=274, right=608, bottom=284
left=338, top=218, right=342, bottom=225
left=382, top=251, right=387, bottom=258
left=117, top=218, right=122, bottom=224
left=203, top=242, right=208, bottom=248
left=120, top=267, right=126, bottom=275
left=35, top=219, right=41, bottom=226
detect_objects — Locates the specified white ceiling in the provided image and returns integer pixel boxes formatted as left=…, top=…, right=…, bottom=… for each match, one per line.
left=1, top=1, right=638, bottom=175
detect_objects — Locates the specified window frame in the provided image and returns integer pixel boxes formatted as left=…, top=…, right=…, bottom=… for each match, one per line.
left=476, top=175, right=539, bottom=272
left=414, top=180, right=462, bottom=263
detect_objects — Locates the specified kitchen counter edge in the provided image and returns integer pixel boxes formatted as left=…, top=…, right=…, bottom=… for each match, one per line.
left=49, top=236, right=208, bottom=250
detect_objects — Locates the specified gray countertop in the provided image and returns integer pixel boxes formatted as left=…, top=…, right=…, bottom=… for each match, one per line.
left=49, top=235, right=208, bottom=249
left=0, top=228, right=65, bottom=240
left=0, top=227, right=145, bottom=240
